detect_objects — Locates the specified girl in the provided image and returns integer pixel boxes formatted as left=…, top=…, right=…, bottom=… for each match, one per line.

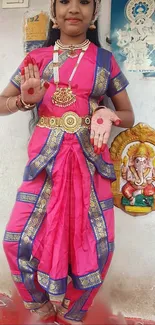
left=1, top=0, right=134, bottom=324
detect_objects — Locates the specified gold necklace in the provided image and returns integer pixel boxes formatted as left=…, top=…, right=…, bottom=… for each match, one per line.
left=52, top=41, right=90, bottom=107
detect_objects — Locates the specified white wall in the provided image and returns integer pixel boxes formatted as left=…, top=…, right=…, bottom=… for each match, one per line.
left=0, top=0, right=50, bottom=296
left=0, top=0, right=155, bottom=320
left=99, top=1, right=155, bottom=321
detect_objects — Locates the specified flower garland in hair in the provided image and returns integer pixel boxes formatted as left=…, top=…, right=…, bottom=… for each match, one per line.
left=93, top=0, right=101, bottom=23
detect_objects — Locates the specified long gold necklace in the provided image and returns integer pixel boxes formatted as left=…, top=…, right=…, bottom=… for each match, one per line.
left=52, top=40, right=90, bottom=107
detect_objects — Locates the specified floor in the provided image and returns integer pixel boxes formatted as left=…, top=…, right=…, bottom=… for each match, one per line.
left=0, top=293, right=155, bottom=325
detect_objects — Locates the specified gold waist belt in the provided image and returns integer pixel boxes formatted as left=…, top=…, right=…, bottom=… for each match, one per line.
left=37, top=112, right=91, bottom=134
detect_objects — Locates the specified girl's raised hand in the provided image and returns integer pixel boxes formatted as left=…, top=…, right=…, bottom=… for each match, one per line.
left=20, top=55, right=50, bottom=105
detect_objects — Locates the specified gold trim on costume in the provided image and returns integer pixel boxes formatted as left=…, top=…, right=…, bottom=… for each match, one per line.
left=18, top=177, right=67, bottom=297
left=89, top=98, right=99, bottom=115
left=12, top=274, right=22, bottom=283
left=37, top=271, right=67, bottom=295
left=107, top=72, right=128, bottom=97
left=19, top=257, right=39, bottom=273
left=16, top=192, right=38, bottom=204
left=4, top=231, right=21, bottom=242
left=46, top=159, right=55, bottom=177
left=86, top=159, right=109, bottom=263
left=11, top=69, right=21, bottom=88
left=24, top=301, right=48, bottom=310
left=19, top=178, right=51, bottom=249
left=76, top=128, right=115, bottom=180
left=65, top=291, right=90, bottom=321
left=89, top=186, right=107, bottom=242
left=89, top=66, right=110, bottom=115
left=24, top=128, right=64, bottom=181
left=74, top=270, right=102, bottom=289
left=30, top=257, right=39, bottom=270
left=18, top=177, right=52, bottom=306
left=100, top=198, right=114, bottom=211
left=50, top=294, right=64, bottom=303
left=62, top=298, right=70, bottom=309
left=93, top=66, right=110, bottom=97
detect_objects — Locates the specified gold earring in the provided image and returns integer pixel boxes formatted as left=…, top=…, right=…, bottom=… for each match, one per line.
left=52, top=22, right=59, bottom=29
left=51, top=17, right=59, bottom=29
left=89, top=22, right=96, bottom=30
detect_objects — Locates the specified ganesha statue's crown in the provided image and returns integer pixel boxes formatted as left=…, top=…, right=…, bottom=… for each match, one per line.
left=127, top=143, right=155, bottom=159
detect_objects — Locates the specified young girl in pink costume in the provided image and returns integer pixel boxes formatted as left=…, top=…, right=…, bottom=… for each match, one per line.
left=0, top=0, right=134, bottom=324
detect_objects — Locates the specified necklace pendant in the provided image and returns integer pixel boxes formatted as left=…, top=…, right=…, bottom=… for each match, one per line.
left=52, top=86, right=76, bottom=107
left=68, top=53, right=78, bottom=58
left=68, top=46, right=78, bottom=58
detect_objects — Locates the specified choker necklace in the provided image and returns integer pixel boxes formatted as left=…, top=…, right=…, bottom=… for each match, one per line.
left=55, top=39, right=90, bottom=58
left=52, top=41, right=90, bottom=107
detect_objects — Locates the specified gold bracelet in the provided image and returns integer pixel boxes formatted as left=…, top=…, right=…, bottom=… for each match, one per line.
left=6, top=97, right=17, bottom=114
left=20, top=98, right=36, bottom=111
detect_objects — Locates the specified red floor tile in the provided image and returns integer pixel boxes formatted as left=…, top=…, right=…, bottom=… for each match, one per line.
left=0, top=293, right=30, bottom=325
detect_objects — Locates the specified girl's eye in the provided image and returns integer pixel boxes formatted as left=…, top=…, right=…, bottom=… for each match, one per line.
left=59, top=0, right=69, bottom=4
left=59, top=0, right=90, bottom=4
left=80, top=0, right=90, bottom=4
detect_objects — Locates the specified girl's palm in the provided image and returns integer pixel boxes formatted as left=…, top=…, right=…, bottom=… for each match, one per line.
left=20, top=56, right=49, bottom=105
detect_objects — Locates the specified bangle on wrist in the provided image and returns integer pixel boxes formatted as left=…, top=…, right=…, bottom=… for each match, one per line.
left=96, top=106, right=106, bottom=110
left=16, top=95, right=36, bottom=111
left=93, top=106, right=106, bottom=114
left=6, top=97, right=18, bottom=114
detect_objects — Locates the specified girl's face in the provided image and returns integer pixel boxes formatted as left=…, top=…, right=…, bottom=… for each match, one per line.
left=54, top=0, right=95, bottom=37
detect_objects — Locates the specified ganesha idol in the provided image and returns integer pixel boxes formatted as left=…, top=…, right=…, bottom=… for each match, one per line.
left=121, top=143, right=155, bottom=212
left=110, top=123, right=155, bottom=216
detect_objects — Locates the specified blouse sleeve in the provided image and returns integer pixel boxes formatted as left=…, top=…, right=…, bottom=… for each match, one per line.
left=10, top=53, right=29, bottom=90
left=106, top=54, right=129, bottom=98
left=10, top=65, right=23, bottom=90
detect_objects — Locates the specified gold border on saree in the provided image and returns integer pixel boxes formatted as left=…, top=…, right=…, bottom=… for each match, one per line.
left=37, top=112, right=91, bottom=134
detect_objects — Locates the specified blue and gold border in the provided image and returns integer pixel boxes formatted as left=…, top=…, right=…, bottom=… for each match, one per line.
left=16, top=192, right=38, bottom=204
left=100, top=198, right=114, bottom=211
left=17, top=177, right=51, bottom=306
left=4, top=231, right=21, bottom=242
left=76, top=128, right=116, bottom=181
left=89, top=48, right=111, bottom=115
left=107, top=71, right=129, bottom=97
left=24, top=129, right=64, bottom=181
